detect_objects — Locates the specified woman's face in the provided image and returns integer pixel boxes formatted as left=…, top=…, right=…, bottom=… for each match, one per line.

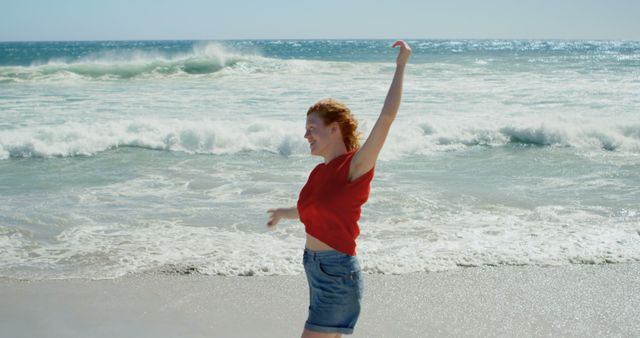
left=305, top=112, right=335, bottom=156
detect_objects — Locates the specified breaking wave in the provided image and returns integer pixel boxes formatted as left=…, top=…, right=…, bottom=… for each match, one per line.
left=2, top=119, right=639, bottom=160
left=0, top=42, right=259, bottom=81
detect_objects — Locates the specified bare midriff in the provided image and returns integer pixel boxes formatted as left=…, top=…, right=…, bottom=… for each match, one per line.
left=305, top=233, right=335, bottom=251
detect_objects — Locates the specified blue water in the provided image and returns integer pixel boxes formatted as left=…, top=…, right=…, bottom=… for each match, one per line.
left=1, top=40, right=639, bottom=279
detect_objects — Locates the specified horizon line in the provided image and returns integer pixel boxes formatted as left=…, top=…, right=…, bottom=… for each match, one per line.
left=2, top=37, right=639, bottom=43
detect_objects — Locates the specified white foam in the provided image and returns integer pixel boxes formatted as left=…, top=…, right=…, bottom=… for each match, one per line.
left=2, top=203, right=638, bottom=279
left=375, top=119, right=640, bottom=161
left=2, top=118, right=639, bottom=161
left=0, top=145, right=8, bottom=160
left=0, top=118, right=309, bottom=159
left=0, top=42, right=268, bottom=82
left=358, top=205, right=640, bottom=274
left=0, top=220, right=306, bottom=279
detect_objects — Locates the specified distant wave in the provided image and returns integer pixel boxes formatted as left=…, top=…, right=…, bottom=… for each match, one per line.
left=0, top=43, right=261, bottom=81
left=499, top=124, right=639, bottom=151
left=2, top=119, right=639, bottom=160
left=422, top=123, right=640, bottom=152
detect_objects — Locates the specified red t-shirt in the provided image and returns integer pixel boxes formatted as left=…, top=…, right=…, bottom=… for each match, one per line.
left=297, top=150, right=374, bottom=256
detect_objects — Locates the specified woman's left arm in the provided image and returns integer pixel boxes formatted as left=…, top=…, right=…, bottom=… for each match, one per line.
left=350, top=40, right=411, bottom=180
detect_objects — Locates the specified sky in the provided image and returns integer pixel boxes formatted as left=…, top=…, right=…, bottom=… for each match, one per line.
left=2, top=0, right=639, bottom=41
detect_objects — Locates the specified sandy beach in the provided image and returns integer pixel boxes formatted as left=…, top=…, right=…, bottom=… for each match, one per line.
left=2, top=263, right=639, bottom=338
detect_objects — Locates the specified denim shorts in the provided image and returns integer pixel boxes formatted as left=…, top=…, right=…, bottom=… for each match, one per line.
left=303, top=249, right=364, bottom=335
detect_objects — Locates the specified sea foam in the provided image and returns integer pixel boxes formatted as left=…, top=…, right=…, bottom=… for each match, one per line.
left=0, top=119, right=308, bottom=160
left=0, top=42, right=260, bottom=82
left=2, top=119, right=639, bottom=160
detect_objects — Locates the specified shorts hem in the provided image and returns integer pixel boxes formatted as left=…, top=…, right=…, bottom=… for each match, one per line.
left=304, top=323, right=354, bottom=335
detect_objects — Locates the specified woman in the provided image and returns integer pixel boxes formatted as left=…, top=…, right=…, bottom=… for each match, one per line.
left=267, top=40, right=411, bottom=338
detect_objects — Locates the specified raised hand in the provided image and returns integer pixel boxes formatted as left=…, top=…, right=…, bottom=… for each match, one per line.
left=392, top=40, right=412, bottom=66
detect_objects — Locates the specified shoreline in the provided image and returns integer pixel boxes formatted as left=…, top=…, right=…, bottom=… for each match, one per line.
left=2, top=263, right=639, bottom=337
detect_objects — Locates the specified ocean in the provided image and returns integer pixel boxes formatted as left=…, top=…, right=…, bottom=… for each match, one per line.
left=0, top=39, right=639, bottom=280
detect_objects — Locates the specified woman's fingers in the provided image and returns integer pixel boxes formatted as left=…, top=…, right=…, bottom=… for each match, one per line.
left=392, top=40, right=411, bottom=50
left=267, top=209, right=277, bottom=227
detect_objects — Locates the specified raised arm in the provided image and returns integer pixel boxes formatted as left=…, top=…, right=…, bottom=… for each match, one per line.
left=349, top=40, right=411, bottom=181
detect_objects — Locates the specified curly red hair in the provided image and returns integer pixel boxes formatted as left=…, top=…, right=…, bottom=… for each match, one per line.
left=307, top=98, right=361, bottom=151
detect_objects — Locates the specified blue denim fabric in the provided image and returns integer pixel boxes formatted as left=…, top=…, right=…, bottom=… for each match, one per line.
left=303, top=249, right=364, bottom=335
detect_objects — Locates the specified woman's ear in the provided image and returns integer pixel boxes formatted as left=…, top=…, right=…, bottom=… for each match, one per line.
left=330, top=122, right=339, bottom=134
